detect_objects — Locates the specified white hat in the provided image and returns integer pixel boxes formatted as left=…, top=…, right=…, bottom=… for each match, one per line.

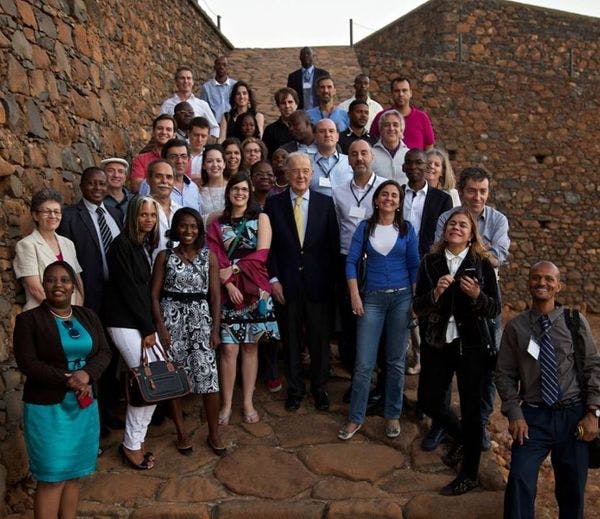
left=100, top=157, right=129, bottom=170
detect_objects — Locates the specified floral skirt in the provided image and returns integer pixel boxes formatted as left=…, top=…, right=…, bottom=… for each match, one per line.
left=220, top=293, right=280, bottom=344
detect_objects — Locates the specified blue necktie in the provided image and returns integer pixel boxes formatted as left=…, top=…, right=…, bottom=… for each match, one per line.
left=538, top=315, right=562, bottom=406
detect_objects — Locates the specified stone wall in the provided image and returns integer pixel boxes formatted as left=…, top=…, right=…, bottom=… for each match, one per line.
left=0, top=0, right=232, bottom=362
left=354, top=49, right=600, bottom=312
left=0, top=0, right=230, bottom=511
left=357, top=0, right=600, bottom=81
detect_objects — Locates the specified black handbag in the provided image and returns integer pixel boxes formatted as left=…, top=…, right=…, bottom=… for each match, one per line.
left=126, top=343, right=191, bottom=406
left=356, top=224, right=369, bottom=293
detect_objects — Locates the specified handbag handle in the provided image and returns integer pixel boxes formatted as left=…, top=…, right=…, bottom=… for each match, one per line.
left=138, top=338, right=174, bottom=376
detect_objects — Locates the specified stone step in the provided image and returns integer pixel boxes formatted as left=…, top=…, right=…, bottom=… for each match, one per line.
left=227, top=46, right=362, bottom=123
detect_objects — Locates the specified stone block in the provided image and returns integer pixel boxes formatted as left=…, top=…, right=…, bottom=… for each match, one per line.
left=0, top=429, right=28, bottom=485
left=131, top=504, right=210, bottom=519
left=11, top=30, right=32, bottom=60
left=403, top=491, right=504, bottom=519
left=35, top=8, right=57, bottom=39
left=16, top=1, right=37, bottom=28
left=327, top=499, right=403, bottom=518
left=80, top=472, right=163, bottom=504
left=7, top=55, right=29, bottom=95
left=25, top=99, right=47, bottom=138
left=158, top=475, right=226, bottom=502
left=217, top=500, right=325, bottom=519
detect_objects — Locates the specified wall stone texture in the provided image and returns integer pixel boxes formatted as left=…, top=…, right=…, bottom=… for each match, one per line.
left=356, top=0, right=600, bottom=313
left=0, top=0, right=232, bottom=362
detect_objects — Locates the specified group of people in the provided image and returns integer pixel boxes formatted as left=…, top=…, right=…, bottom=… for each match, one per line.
left=11, top=47, right=600, bottom=519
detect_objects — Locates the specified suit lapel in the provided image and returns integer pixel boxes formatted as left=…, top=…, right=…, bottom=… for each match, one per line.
left=304, top=191, right=318, bottom=248
left=77, top=200, right=102, bottom=252
left=31, top=229, right=59, bottom=265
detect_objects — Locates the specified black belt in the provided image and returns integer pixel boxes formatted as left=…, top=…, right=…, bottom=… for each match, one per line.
left=161, top=291, right=207, bottom=302
left=524, top=395, right=582, bottom=410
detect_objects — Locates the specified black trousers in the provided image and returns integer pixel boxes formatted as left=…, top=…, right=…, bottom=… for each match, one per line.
left=337, top=254, right=356, bottom=373
left=420, top=340, right=485, bottom=479
left=276, top=284, right=331, bottom=399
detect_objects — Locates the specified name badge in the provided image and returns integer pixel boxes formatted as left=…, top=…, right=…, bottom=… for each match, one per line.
left=527, top=336, right=540, bottom=360
left=349, top=205, right=366, bottom=219
left=319, top=177, right=332, bottom=188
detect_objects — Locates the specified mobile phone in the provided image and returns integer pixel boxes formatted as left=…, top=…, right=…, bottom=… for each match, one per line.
left=462, top=268, right=479, bottom=282
left=77, top=392, right=94, bottom=409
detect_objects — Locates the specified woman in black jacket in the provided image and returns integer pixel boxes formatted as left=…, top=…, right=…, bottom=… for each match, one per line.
left=413, top=207, right=500, bottom=496
left=103, top=196, right=161, bottom=470
left=14, top=261, right=110, bottom=519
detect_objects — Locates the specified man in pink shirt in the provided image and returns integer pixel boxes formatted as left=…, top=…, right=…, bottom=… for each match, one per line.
left=370, top=77, right=435, bottom=150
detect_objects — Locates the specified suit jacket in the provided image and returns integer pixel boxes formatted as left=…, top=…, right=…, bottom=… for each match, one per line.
left=57, top=200, right=122, bottom=313
left=13, top=229, right=82, bottom=310
left=402, top=185, right=452, bottom=257
left=13, top=302, right=111, bottom=404
left=287, top=67, right=329, bottom=110
left=413, top=250, right=500, bottom=349
left=264, top=188, right=339, bottom=303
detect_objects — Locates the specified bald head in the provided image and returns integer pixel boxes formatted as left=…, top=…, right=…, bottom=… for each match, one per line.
left=348, top=139, right=373, bottom=178
left=528, top=261, right=562, bottom=309
left=315, top=119, right=338, bottom=153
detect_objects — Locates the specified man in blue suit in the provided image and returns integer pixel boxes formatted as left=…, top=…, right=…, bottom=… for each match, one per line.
left=265, top=152, right=340, bottom=412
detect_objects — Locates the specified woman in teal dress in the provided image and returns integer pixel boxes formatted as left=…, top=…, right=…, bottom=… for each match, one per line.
left=207, top=172, right=279, bottom=425
left=13, top=261, right=110, bottom=519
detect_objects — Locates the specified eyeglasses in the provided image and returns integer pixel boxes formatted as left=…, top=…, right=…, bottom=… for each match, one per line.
left=166, top=153, right=189, bottom=161
left=62, top=320, right=81, bottom=339
left=231, top=186, right=250, bottom=193
left=36, top=209, right=62, bottom=217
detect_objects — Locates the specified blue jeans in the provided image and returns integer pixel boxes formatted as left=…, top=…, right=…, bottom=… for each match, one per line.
left=504, top=403, right=588, bottom=519
left=349, top=289, right=411, bottom=424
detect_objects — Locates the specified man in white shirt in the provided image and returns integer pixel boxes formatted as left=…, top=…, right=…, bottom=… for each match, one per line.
left=200, top=56, right=236, bottom=123
left=160, top=65, right=219, bottom=140
left=309, top=119, right=352, bottom=197
left=338, top=74, right=383, bottom=130
left=188, top=117, right=210, bottom=182
left=332, top=140, right=386, bottom=393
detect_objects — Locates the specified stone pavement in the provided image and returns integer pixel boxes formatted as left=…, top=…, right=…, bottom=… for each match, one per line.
left=5, top=329, right=600, bottom=518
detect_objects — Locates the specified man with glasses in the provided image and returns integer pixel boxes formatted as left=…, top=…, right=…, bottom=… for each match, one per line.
left=139, top=138, right=201, bottom=213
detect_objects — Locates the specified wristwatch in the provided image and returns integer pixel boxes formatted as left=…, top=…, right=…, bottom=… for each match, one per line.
left=587, top=407, right=600, bottom=418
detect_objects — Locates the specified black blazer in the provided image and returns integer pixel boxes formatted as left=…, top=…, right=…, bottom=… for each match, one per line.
left=13, top=302, right=111, bottom=404
left=57, top=199, right=122, bottom=313
left=413, top=250, right=500, bottom=349
left=402, top=186, right=452, bottom=257
left=287, top=67, right=329, bottom=110
left=102, top=233, right=155, bottom=337
left=264, top=188, right=339, bottom=303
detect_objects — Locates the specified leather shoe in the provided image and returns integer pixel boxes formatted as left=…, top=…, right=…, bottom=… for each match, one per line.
left=285, top=396, right=302, bottom=412
left=439, top=474, right=479, bottom=496
left=365, top=393, right=384, bottom=417
left=441, top=443, right=464, bottom=468
left=481, top=428, right=492, bottom=451
left=314, top=391, right=330, bottom=411
left=421, top=424, right=446, bottom=451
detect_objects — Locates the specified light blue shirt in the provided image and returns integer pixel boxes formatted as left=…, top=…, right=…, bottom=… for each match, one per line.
left=306, top=107, right=350, bottom=132
left=139, top=175, right=202, bottom=213
left=200, top=77, right=236, bottom=123
left=435, top=205, right=510, bottom=265
left=309, top=151, right=353, bottom=197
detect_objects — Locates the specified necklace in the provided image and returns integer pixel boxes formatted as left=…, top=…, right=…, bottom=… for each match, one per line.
left=48, top=307, right=73, bottom=320
left=274, top=179, right=288, bottom=188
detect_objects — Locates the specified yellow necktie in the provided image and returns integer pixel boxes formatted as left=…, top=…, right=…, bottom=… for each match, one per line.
left=294, top=196, right=304, bottom=246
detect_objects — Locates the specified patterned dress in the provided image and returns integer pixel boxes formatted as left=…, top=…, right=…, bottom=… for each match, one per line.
left=160, top=248, right=219, bottom=393
left=218, top=218, right=279, bottom=344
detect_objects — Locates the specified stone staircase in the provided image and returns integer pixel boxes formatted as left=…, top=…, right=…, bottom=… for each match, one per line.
left=227, top=46, right=363, bottom=123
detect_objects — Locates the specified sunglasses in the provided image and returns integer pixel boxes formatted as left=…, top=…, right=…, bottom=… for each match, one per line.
left=62, top=320, right=81, bottom=339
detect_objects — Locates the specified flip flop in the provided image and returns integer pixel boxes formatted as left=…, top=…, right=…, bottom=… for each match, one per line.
left=242, top=410, right=260, bottom=424
left=218, top=411, right=232, bottom=426
left=118, top=444, right=154, bottom=470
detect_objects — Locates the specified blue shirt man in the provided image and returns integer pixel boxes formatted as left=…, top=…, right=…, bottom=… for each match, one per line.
left=200, top=56, right=236, bottom=123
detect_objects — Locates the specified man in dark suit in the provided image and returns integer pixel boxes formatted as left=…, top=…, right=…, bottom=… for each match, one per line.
left=402, top=148, right=452, bottom=257
left=58, top=166, right=123, bottom=434
left=264, top=152, right=340, bottom=412
left=287, top=47, right=329, bottom=110
left=58, top=167, right=122, bottom=313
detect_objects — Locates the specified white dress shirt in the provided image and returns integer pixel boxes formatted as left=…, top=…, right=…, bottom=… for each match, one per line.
left=403, top=182, right=428, bottom=236
left=444, top=247, right=469, bottom=343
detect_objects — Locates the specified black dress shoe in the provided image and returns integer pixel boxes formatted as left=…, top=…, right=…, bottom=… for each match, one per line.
left=481, top=428, right=492, bottom=451
left=439, top=474, right=479, bottom=496
left=441, top=443, right=464, bottom=468
left=314, top=391, right=330, bottom=411
left=421, top=424, right=446, bottom=451
left=365, top=393, right=384, bottom=416
left=285, top=396, right=302, bottom=412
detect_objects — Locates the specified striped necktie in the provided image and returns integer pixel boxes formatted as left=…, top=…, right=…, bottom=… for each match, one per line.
left=96, top=206, right=113, bottom=254
left=538, top=314, right=562, bottom=406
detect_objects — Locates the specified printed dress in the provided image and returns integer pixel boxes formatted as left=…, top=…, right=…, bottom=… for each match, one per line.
left=215, top=218, right=279, bottom=344
left=160, top=247, right=219, bottom=393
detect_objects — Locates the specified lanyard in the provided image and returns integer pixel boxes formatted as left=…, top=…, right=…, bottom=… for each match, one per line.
left=350, top=175, right=376, bottom=207
left=317, top=155, right=339, bottom=179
